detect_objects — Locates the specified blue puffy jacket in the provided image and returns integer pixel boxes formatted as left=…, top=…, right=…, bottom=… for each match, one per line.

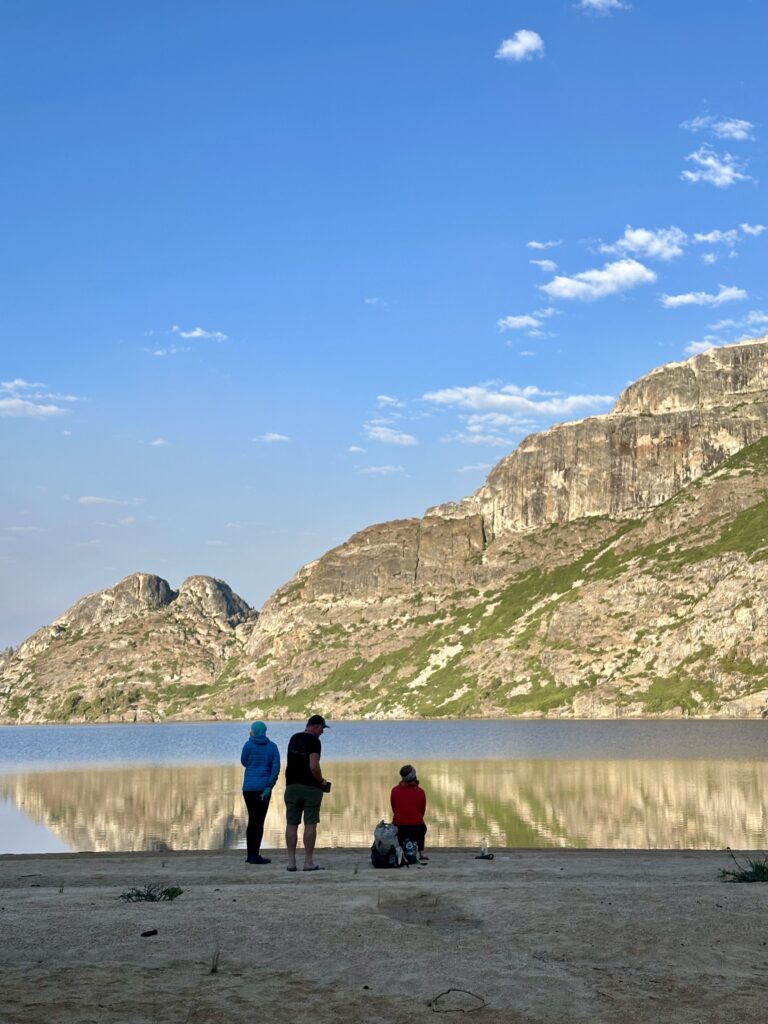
left=241, top=735, right=281, bottom=792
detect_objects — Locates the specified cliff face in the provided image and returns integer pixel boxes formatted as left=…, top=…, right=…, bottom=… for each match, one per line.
left=3, top=337, right=768, bottom=723
left=429, top=338, right=768, bottom=536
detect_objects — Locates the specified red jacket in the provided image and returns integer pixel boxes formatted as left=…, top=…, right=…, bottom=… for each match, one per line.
left=390, top=783, right=426, bottom=825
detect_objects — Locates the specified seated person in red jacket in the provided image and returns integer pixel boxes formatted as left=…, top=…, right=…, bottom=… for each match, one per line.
left=390, top=764, right=428, bottom=861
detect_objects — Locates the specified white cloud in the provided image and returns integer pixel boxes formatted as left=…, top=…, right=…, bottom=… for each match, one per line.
left=495, top=30, right=544, bottom=62
left=681, top=147, right=752, bottom=187
left=151, top=345, right=188, bottom=357
left=660, top=284, right=747, bottom=308
left=348, top=445, right=366, bottom=453
left=3, top=526, right=44, bottom=533
left=364, top=424, right=417, bottom=446
left=577, top=0, right=629, bottom=13
left=681, top=115, right=755, bottom=141
left=530, top=259, right=558, bottom=272
left=692, top=228, right=739, bottom=247
left=171, top=325, right=228, bottom=341
left=364, top=297, right=388, bottom=308
left=685, top=339, right=718, bottom=355
left=497, top=314, right=541, bottom=331
left=600, top=225, right=687, bottom=262
left=253, top=433, right=290, bottom=443
left=457, top=463, right=492, bottom=473
left=540, top=258, right=656, bottom=301
left=377, top=394, right=404, bottom=408
left=0, top=398, right=67, bottom=417
left=498, top=308, right=557, bottom=332
left=147, top=438, right=169, bottom=447
left=707, top=310, right=768, bottom=331
left=424, top=382, right=613, bottom=419
left=701, top=253, right=718, bottom=265
left=527, top=239, right=561, bottom=250
left=78, top=496, right=126, bottom=506
left=0, top=378, right=73, bottom=417
left=519, top=350, right=536, bottom=357
left=358, top=465, right=405, bottom=475
left=741, top=223, right=766, bottom=236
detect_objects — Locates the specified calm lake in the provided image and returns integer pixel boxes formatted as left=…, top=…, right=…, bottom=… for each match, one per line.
left=0, top=720, right=766, bottom=854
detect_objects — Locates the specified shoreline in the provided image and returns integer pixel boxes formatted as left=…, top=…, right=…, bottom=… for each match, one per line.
left=2, top=848, right=764, bottom=1023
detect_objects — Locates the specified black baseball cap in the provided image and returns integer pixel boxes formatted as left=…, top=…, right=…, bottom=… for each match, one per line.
left=306, top=714, right=330, bottom=728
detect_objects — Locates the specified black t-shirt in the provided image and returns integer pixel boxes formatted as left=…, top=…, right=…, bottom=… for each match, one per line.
left=285, top=731, right=322, bottom=787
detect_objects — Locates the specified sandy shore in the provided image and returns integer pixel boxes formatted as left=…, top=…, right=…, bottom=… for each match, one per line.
left=1, top=848, right=765, bottom=1024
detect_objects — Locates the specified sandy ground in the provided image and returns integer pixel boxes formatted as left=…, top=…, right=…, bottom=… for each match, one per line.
left=1, top=848, right=766, bottom=1024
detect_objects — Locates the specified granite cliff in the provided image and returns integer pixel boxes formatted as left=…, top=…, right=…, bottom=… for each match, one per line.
left=2, top=337, right=768, bottom=722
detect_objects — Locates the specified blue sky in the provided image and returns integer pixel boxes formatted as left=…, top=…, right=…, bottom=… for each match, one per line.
left=2, top=0, right=766, bottom=646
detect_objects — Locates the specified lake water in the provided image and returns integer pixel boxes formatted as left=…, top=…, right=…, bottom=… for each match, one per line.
left=0, top=720, right=766, bottom=854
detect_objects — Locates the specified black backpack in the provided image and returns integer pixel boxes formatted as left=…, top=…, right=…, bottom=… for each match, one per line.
left=370, top=820, right=404, bottom=869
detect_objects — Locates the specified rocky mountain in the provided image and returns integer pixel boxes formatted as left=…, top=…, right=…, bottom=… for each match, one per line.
left=3, top=336, right=768, bottom=722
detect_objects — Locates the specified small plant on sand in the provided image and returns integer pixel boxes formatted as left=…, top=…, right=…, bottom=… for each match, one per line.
left=720, top=848, right=768, bottom=883
left=118, top=883, right=184, bottom=902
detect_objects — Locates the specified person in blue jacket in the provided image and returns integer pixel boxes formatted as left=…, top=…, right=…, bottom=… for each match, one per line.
left=240, top=721, right=280, bottom=865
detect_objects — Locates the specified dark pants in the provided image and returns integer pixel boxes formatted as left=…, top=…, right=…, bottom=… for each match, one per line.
left=243, top=790, right=271, bottom=857
left=396, top=824, right=427, bottom=852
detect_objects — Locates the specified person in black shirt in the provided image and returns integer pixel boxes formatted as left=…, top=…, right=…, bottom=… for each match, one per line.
left=284, top=714, right=331, bottom=871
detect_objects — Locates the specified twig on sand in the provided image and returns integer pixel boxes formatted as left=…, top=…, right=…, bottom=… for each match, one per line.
left=429, top=988, right=487, bottom=1013
left=209, top=944, right=221, bottom=974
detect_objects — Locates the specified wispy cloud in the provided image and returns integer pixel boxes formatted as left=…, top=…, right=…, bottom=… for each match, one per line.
left=348, top=445, right=366, bottom=453
left=358, top=465, right=405, bottom=475
left=457, top=463, right=493, bottom=473
left=741, top=223, right=766, bottom=237
left=527, top=239, right=561, bottom=250
left=3, top=525, right=44, bottom=534
left=364, top=424, right=417, bottom=446
left=78, top=496, right=127, bottom=506
left=529, top=259, right=558, bottom=272
left=497, top=314, right=541, bottom=331
left=692, top=228, right=739, bottom=247
left=685, top=339, right=718, bottom=355
left=540, top=258, right=656, bottom=301
left=600, top=226, right=687, bottom=262
left=577, top=0, right=629, bottom=13
left=0, top=378, right=77, bottom=418
left=424, top=382, right=613, bottom=448
left=253, top=432, right=290, bottom=443
left=171, top=324, right=228, bottom=341
left=497, top=307, right=558, bottom=335
left=681, top=115, right=755, bottom=141
left=146, top=438, right=169, bottom=447
left=363, top=297, right=388, bottom=309
left=376, top=394, right=405, bottom=408
left=495, top=30, right=544, bottom=62
left=682, top=146, right=752, bottom=187
left=684, top=308, right=768, bottom=355
left=660, top=284, right=747, bottom=308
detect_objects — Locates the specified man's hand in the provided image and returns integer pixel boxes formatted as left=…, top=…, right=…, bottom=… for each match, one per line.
left=261, top=786, right=272, bottom=800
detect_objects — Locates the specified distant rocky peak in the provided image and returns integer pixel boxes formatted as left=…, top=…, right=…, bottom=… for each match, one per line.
left=55, top=572, right=176, bottom=634
left=175, top=575, right=254, bottom=626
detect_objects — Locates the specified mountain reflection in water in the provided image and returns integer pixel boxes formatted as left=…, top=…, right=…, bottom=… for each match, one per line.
left=1, top=758, right=766, bottom=853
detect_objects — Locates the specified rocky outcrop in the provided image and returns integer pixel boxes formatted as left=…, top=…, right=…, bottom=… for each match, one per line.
left=0, top=574, right=255, bottom=724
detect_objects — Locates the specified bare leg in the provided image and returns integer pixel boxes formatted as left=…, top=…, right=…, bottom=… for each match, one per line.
left=303, top=823, right=318, bottom=868
left=285, top=824, right=298, bottom=869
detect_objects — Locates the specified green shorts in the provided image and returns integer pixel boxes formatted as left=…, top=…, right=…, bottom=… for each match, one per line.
left=284, top=783, right=324, bottom=826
